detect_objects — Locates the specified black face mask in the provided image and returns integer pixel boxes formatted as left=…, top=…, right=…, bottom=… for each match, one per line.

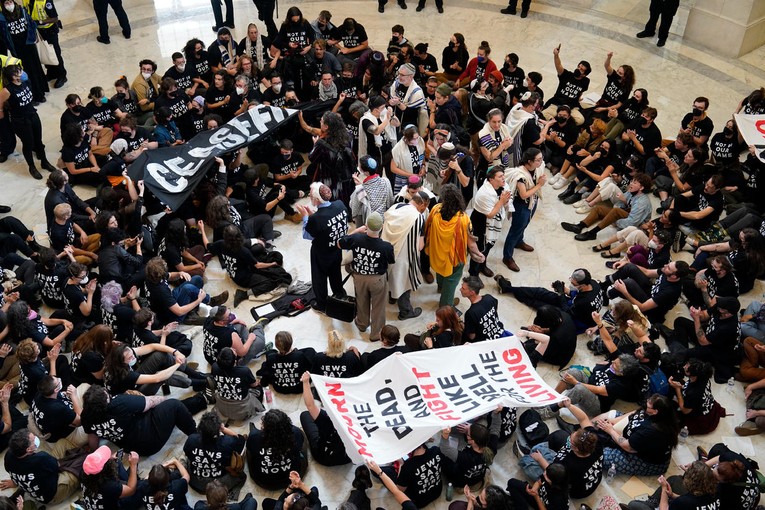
left=73, top=105, right=85, bottom=114
left=723, top=127, right=733, bottom=136
left=573, top=69, right=581, bottom=78
left=692, top=107, right=703, bottom=116
left=117, top=92, right=126, bottom=99
left=555, top=116, right=567, bottom=124
left=448, top=41, right=455, bottom=48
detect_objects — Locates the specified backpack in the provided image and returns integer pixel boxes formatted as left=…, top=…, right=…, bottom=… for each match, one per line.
left=642, top=364, right=670, bottom=398
left=518, top=409, right=549, bottom=447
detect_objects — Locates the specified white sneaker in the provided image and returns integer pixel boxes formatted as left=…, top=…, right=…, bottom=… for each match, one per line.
left=572, top=199, right=586, bottom=207
left=552, top=177, right=571, bottom=190
left=549, top=173, right=561, bottom=185
left=576, top=205, right=591, bottom=214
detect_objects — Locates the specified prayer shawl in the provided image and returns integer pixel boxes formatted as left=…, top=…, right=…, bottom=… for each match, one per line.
left=244, top=36, right=265, bottom=69
left=506, top=164, right=543, bottom=211
left=349, top=175, right=393, bottom=226
left=391, top=136, right=426, bottom=193
left=358, top=109, right=395, bottom=159
left=477, top=123, right=512, bottom=167
left=383, top=203, right=426, bottom=298
left=473, top=180, right=513, bottom=243
left=388, top=78, right=426, bottom=111
left=215, top=39, right=238, bottom=67
left=318, top=81, right=338, bottom=101
left=425, top=203, right=469, bottom=277
left=505, top=103, right=536, bottom=164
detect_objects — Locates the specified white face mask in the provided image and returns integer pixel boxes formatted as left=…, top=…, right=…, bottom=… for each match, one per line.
left=176, top=65, right=185, bottom=73
left=32, top=436, right=40, bottom=449
left=4, top=3, right=15, bottom=12
left=272, top=84, right=282, bottom=94
left=236, top=86, right=245, bottom=96
left=648, top=240, right=658, bottom=250
left=524, top=78, right=530, bottom=88
left=142, top=72, right=152, bottom=80
left=128, top=357, right=137, bottom=367
left=79, top=276, right=88, bottom=285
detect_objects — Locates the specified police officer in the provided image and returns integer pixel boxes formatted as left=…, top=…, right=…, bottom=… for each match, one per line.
left=25, top=0, right=66, bottom=88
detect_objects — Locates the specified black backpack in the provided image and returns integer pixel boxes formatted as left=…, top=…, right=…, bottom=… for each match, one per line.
left=518, top=409, right=549, bottom=446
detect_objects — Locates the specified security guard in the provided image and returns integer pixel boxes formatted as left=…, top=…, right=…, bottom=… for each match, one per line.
left=25, top=0, right=66, bottom=88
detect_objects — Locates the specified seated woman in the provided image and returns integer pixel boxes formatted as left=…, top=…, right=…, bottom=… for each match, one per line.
left=669, top=359, right=725, bottom=436
left=421, top=305, right=464, bottom=349
left=59, top=123, right=102, bottom=187
left=200, top=222, right=290, bottom=304
left=49, top=203, right=100, bottom=266
left=193, top=480, right=258, bottom=510
left=560, top=139, right=618, bottom=206
left=595, top=393, right=680, bottom=476
left=80, top=446, right=139, bottom=510
left=17, top=341, right=69, bottom=406
left=202, top=305, right=267, bottom=365
left=516, top=305, right=576, bottom=369
left=573, top=154, right=642, bottom=216
left=586, top=302, right=650, bottom=356
left=549, top=119, right=606, bottom=196
left=35, top=247, right=70, bottom=309
left=653, top=147, right=708, bottom=212
left=62, top=262, right=99, bottom=330
left=518, top=400, right=603, bottom=499
left=439, top=410, right=501, bottom=489
left=256, top=331, right=314, bottom=395
left=132, top=308, right=193, bottom=356
left=136, top=459, right=191, bottom=510
left=81, top=385, right=197, bottom=456
left=261, top=471, right=323, bottom=510
left=691, top=227, right=765, bottom=294
left=298, top=372, right=350, bottom=467
left=624, top=461, right=718, bottom=510
left=97, top=228, right=145, bottom=290
left=6, top=300, right=73, bottom=353
left=70, top=325, right=114, bottom=386
left=310, top=330, right=361, bottom=378
left=212, top=347, right=263, bottom=422
left=506, top=463, right=570, bottom=510
left=696, top=442, right=761, bottom=510
left=100, top=281, right=140, bottom=343
left=183, top=412, right=246, bottom=495
left=246, top=409, right=307, bottom=491
left=160, top=218, right=208, bottom=279
left=152, top=106, right=185, bottom=148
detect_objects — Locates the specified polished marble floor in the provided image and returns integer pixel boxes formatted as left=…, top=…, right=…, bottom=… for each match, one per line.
left=1, top=0, right=764, bottom=508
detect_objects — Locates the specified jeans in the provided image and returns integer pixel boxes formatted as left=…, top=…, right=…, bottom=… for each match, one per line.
left=741, top=301, right=765, bottom=341
left=436, top=263, right=464, bottom=307
left=518, top=442, right=556, bottom=480
left=172, top=275, right=210, bottom=320
left=503, top=199, right=533, bottom=260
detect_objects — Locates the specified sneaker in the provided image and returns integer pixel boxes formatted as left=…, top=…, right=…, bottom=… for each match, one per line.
left=575, top=205, right=591, bottom=214
left=513, top=439, right=530, bottom=458
left=399, top=307, right=423, bottom=320
left=552, top=280, right=565, bottom=295
left=696, top=446, right=708, bottom=461
left=234, top=289, right=249, bottom=307
left=250, top=317, right=270, bottom=331
left=210, top=290, right=229, bottom=306
left=734, top=420, right=761, bottom=436
left=572, top=199, right=587, bottom=208
left=672, top=231, right=686, bottom=253
left=552, top=177, right=571, bottom=190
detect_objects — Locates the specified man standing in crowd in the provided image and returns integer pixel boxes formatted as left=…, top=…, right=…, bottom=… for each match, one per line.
left=636, top=0, right=680, bottom=47
left=93, top=0, right=131, bottom=44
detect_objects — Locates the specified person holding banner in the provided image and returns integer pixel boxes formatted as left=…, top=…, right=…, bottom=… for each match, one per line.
left=299, top=372, right=351, bottom=467
left=439, top=409, right=501, bottom=488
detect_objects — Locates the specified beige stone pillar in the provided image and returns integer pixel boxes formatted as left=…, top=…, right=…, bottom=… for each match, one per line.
left=683, top=0, right=765, bottom=57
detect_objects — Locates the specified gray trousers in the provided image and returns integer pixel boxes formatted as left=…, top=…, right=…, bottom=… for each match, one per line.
left=353, top=274, right=388, bottom=342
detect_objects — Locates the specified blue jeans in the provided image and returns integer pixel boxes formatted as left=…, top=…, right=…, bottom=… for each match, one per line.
left=741, top=301, right=765, bottom=341
left=519, top=442, right=557, bottom=480
left=503, top=200, right=533, bottom=260
left=172, top=275, right=210, bottom=320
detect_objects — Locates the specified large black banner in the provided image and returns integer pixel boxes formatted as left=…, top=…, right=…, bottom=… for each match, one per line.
left=127, top=105, right=297, bottom=211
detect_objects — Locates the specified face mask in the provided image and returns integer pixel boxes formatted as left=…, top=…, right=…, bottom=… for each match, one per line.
left=128, top=357, right=137, bottom=367
left=19, top=71, right=28, bottom=82
left=648, top=240, right=658, bottom=250
left=524, top=78, right=530, bottom=88
left=555, top=116, right=566, bottom=124
left=272, top=84, right=282, bottom=94
left=4, top=3, right=14, bottom=12
left=176, top=65, right=185, bottom=73
left=282, top=153, right=291, bottom=160
left=285, top=99, right=297, bottom=107
left=142, top=72, right=152, bottom=80
left=236, top=86, right=245, bottom=96
left=32, top=436, right=40, bottom=449
left=723, top=127, right=733, bottom=136
left=448, top=41, right=455, bottom=48
left=100, top=96, right=108, bottom=104
left=79, top=276, right=88, bottom=285
left=476, top=55, right=485, bottom=63
left=573, top=69, right=582, bottom=78
left=117, top=92, right=126, bottom=99
left=27, top=309, right=38, bottom=321
left=692, top=108, right=703, bottom=116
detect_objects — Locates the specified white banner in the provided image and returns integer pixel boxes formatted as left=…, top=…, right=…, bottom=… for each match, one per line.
left=310, top=337, right=564, bottom=464
left=734, top=113, right=765, bottom=163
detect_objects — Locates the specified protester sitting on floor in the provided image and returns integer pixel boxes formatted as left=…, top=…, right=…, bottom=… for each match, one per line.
left=183, top=411, right=247, bottom=495
left=668, top=358, right=725, bottom=436
left=515, top=305, right=576, bottom=369
left=256, top=331, right=314, bottom=394
left=299, top=372, right=351, bottom=467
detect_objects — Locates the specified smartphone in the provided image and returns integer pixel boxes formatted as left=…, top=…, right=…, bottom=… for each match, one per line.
left=116, top=449, right=124, bottom=461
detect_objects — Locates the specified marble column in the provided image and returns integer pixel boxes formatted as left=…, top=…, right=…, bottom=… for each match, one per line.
left=683, top=0, right=765, bottom=57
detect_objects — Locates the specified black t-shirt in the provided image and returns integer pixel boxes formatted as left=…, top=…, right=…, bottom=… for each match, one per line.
left=552, top=428, right=603, bottom=498
left=542, top=312, right=577, bottom=368
left=145, top=279, right=179, bottom=326
left=87, top=100, right=119, bottom=127
left=338, top=233, right=395, bottom=275
left=154, top=92, right=191, bottom=125
left=71, top=350, right=105, bottom=386
left=647, top=275, right=682, bottom=324
left=681, top=113, right=714, bottom=143
left=31, top=392, right=77, bottom=442
left=163, top=66, right=196, bottom=91
left=61, top=137, right=91, bottom=168
left=36, top=262, right=67, bottom=307
left=363, top=346, right=407, bottom=371
left=623, top=410, right=672, bottom=465
left=246, top=426, right=304, bottom=487
left=568, top=282, right=603, bottom=327
left=704, top=315, right=740, bottom=354
left=205, top=86, right=234, bottom=120
left=536, top=477, right=570, bottom=510
left=256, top=350, right=312, bottom=394
left=49, top=219, right=75, bottom=251
left=261, top=87, right=286, bottom=107
left=311, top=351, right=361, bottom=378
left=709, top=133, right=742, bottom=164
left=333, top=25, right=368, bottom=49
left=588, top=363, right=631, bottom=411
left=105, top=366, right=140, bottom=395
left=183, top=433, right=244, bottom=480
left=63, top=282, right=88, bottom=321
left=599, top=70, right=629, bottom=107
left=207, top=240, right=256, bottom=286
left=501, top=65, right=525, bottom=89
left=82, top=393, right=146, bottom=446
left=137, top=474, right=189, bottom=510
left=203, top=319, right=235, bottom=364
left=212, top=364, right=256, bottom=400
left=19, top=360, right=47, bottom=405
left=60, top=108, right=92, bottom=138
left=547, top=120, right=579, bottom=151
left=551, top=69, right=590, bottom=108
left=189, top=52, right=212, bottom=84
left=669, top=493, right=720, bottom=510
left=453, top=447, right=488, bottom=487
left=305, top=201, right=348, bottom=252
left=463, top=295, right=505, bottom=342
left=83, top=478, right=123, bottom=510
left=273, top=22, right=315, bottom=53
left=717, top=450, right=760, bottom=510
left=689, top=186, right=724, bottom=229
left=120, top=127, right=151, bottom=152
left=397, top=446, right=443, bottom=508
left=270, top=153, right=302, bottom=178
left=159, top=238, right=184, bottom=270
left=308, top=409, right=349, bottom=465
left=631, top=122, right=663, bottom=156
left=520, top=116, right=542, bottom=153
left=681, top=378, right=714, bottom=417
left=4, top=451, right=59, bottom=503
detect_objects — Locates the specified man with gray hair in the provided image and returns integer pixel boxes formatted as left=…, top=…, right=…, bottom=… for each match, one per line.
left=339, top=212, right=395, bottom=342
left=389, top=63, right=426, bottom=135
left=296, top=183, right=349, bottom=314
left=496, top=268, right=602, bottom=332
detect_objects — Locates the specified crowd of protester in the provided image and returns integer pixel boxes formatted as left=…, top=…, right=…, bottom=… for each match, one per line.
left=1, top=2, right=765, bottom=510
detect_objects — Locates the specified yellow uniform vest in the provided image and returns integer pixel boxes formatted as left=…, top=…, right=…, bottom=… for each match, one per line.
left=0, top=54, right=23, bottom=90
left=26, top=0, right=54, bottom=29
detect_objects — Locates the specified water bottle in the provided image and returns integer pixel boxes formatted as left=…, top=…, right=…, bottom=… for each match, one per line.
left=264, top=387, right=273, bottom=404
left=679, top=426, right=689, bottom=443
left=606, top=463, right=616, bottom=484
left=727, top=377, right=736, bottom=394
left=445, top=483, right=453, bottom=501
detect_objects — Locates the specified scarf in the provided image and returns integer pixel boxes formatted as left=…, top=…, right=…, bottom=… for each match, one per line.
left=505, top=164, right=542, bottom=211
left=477, top=123, right=512, bottom=167
left=425, top=203, right=468, bottom=277
left=391, top=137, right=425, bottom=175
left=216, top=39, right=237, bottom=67
left=473, top=180, right=512, bottom=243
left=358, top=109, right=395, bottom=159
left=505, top=103, right=536, bottom=164
left=245, top=35, right=265, bottom=69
